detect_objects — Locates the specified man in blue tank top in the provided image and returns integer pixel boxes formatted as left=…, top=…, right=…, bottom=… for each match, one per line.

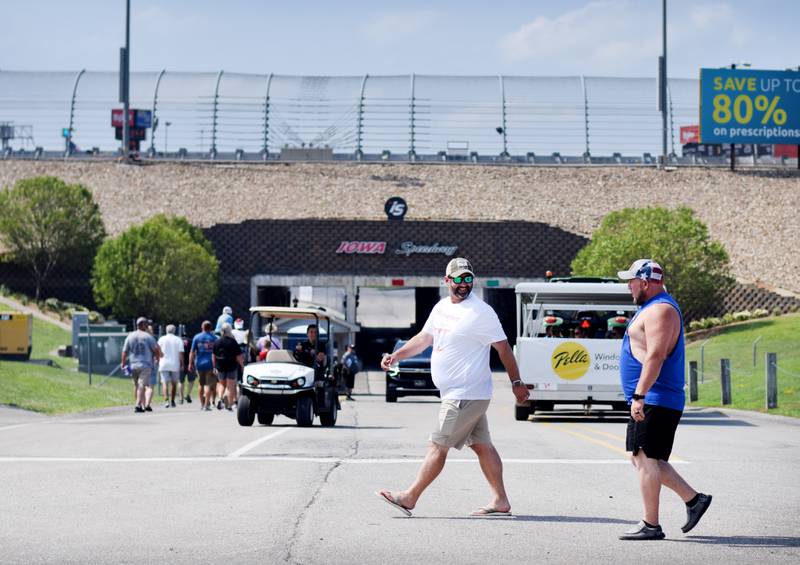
left=617, top=259, right=712, bottom=540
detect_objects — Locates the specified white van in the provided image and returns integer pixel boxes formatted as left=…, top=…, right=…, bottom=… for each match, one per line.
left=513, top=280, right=637, bottom=420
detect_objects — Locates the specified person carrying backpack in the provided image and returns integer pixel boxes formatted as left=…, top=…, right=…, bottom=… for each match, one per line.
left=341, top=344, right=361, bottom=401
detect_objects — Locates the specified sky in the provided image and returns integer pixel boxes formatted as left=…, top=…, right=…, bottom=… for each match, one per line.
left=1, top=0, right=798, bottom=79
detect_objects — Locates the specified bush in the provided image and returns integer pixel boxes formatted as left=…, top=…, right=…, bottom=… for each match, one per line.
left=752, top=308, right=769, bottom=318
left=772, top=307, right=783, bottom=317
left=571, top=207, right=733, bottom=317
left=92, top=216, right=219, bottom=322
left=703, top=317, right=722, bottom=329
left=733, top=310, right=752, bottom=322
left=722, top=313, right=735, bottom=325
left=0, top=176, right=106, bottom=299
left=689, top=320, right=705, bottom=332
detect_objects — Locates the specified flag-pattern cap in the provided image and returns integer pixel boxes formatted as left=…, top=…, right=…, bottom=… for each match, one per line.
left=617, top=259, right=663, bottom=281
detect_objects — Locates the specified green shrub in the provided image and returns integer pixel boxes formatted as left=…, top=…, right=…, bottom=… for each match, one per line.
left=721, top=313, right=735, bottom=325
left=92, top=216, right=219, bottom=322
left=772, top=307, right=783, bottom=317
left=752, top=308, right=769, bottom=318
left=571, top=207, right=732, bottom=317
left=733, top=310, right=752, bottom=322
left=689, top=320, right=705, bottom=332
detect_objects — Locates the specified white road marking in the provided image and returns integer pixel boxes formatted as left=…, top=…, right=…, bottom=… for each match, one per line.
left=0, top=411, right=189, bottom=432
left=0, top=423, right=43, bottom=432
left=226, top=427, right=293, bottom=458
left=0, top=456, right=689, bottom=464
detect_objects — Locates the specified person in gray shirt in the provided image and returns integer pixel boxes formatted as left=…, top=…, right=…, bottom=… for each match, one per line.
left=122, top=317, right=162, bottom=413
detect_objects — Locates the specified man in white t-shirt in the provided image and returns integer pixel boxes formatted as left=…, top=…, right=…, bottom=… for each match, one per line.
left=376, top=258, right=529, bottom=517
left=157, top=324, right=185, bottom=408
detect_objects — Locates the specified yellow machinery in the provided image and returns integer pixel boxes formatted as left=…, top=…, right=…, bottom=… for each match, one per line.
left=0, top=312, right=33, bottom=360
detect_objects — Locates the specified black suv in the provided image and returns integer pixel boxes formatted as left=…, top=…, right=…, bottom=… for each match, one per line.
left=385, top=340, right=438, bottom=402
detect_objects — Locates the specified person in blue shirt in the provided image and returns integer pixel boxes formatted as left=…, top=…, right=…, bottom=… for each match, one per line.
left=189, top=320, right=218, bottom=411
left=617, top=259, right=712, bottom=541
left=214, top=306, right=233, bottom=335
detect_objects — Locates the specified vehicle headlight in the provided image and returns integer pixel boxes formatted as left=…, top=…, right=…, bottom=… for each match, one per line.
left=290, top=377, right=306, bottom=389
left=246, top=375, right=260, bottom=386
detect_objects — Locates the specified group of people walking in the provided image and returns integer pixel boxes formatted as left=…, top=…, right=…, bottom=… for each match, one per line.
left=121, top=309, right=245, bottom=413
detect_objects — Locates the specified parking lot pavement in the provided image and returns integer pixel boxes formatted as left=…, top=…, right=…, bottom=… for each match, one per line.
left=1, top=372, right=799, bottom=564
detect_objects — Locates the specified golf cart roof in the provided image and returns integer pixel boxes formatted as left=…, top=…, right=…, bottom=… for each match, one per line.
left=249, top=306, right=360, bottom=332
left=515, top=282, right=630, bottom=296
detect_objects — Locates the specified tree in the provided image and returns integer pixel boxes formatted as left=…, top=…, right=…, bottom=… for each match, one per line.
left=148, top=214, right=215, bottom=255
left=570, top=207, right=733, bottom=317
left=0, top=176, right=106, bottom=299
left=91, top=216, right=219, bottom=322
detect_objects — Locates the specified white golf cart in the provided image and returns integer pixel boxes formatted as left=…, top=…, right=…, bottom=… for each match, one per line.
left=238, top=306, right=353, bottom=427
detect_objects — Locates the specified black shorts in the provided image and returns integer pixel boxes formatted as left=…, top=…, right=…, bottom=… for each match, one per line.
left=179, top=371, right=196, bottom=383
left=343, top=369, right=356, bottom=389
left=626, top=404, right=683, bottom=461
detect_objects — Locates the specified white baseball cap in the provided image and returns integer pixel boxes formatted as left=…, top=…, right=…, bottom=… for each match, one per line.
left=618, top=259, right=664, bottom=282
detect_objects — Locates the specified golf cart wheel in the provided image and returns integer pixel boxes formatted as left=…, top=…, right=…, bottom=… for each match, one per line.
left=320, top=395, right=338, bottom=427
left=296, top=396, right=314, bottom=427
left=385, top=386, right=398, bottom=403
left=514, top=404, right=530, bottom=422
left=257, top=411, right=274, bottom=426
left=237, top=394, right=255, bottom=426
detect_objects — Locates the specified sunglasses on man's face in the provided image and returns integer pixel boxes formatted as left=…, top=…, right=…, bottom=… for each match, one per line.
left=450, top=275, right=474, bottom=284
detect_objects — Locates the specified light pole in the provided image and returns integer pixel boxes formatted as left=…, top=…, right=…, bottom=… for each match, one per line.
left=120, top=0, right=131, bottom=158
left=165, top=121, right=171, bottom=153
left=659, top=0, right=668, bottom=167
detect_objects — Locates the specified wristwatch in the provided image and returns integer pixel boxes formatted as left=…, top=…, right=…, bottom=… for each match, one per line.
left=632, top=393, right=646, bottom=401
left=511, top=380, right=523, bottom=387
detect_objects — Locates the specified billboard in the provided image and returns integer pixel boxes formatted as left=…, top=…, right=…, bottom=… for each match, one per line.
left=699, top=68, right=800, bottom=144
left=111, top=109, right=153, bottom=129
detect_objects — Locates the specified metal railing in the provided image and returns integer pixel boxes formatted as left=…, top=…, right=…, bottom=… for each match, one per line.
left=1, top=70, right=797, bottom=166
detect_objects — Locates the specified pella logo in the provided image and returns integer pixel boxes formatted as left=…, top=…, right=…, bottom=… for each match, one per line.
left=551, top=342, right=591, bottom=381
left=336, top=241, right=387, bottom=254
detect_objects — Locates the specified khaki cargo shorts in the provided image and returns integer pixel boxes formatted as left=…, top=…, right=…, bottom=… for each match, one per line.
left=131, top=367, right=152, bottom=390
left=430, top=399, right=492, bottom=450
left=197, top=370, right=215, bottom=387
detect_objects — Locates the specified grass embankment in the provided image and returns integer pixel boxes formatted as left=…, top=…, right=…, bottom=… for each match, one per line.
left=686, top=313, right=800, bottom=418
left=0, top=305, right=132, bottom=415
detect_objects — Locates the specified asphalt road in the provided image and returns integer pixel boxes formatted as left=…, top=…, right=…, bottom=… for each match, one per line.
left=1, top=372, right=799, bottom=564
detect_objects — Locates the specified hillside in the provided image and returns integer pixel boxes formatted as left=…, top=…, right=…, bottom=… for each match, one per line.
left=1, top=160, right=798, bottom=294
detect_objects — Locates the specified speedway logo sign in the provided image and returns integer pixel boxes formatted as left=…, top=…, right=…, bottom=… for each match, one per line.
left=336, top=241, right=386, bottom=254
left=394, top=241, right=458, bottom=257
left=336, top=241, right=459, bottom=256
